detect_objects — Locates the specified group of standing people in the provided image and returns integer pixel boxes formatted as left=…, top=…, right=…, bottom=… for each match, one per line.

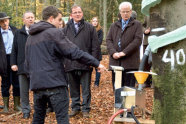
left=0, top=4, right=105, bottom=124
left=0, top=1, right=150, bottom=124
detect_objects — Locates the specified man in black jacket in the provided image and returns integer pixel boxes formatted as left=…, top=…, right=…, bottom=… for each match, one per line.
left=11, top=11, right=35, bottom=119
left=25, top=6, right=105, bottom=124
left=63, top=5, right=100, bottom=118
left=0, top=12, right=20, bottom=113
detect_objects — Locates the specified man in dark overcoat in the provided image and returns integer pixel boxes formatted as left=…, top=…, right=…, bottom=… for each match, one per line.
left=106, top=2, right=143, bottom=89
left=11, top=11, right=35, bottom=118
left=63, top=5, right=100, bottom=118
left=0, top=12, right=20, bottom=112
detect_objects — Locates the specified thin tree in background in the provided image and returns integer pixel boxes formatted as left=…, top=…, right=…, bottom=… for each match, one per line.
left=56, top=0, right=61, bottom=8
left=99, top=0, right=102, bottom=25
left=103, top=0, right=107, bottom=40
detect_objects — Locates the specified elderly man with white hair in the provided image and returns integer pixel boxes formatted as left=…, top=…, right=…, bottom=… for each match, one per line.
left=106, top=2, right=143, bottom=89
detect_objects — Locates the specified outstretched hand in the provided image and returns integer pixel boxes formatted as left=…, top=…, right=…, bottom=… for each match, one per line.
left=97, top=64, right=107, bottom=72
left=11, top=65, right=18, bottom=71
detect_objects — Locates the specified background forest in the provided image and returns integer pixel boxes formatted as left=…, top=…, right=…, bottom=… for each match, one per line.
left=0, top=0, right=143, bottom=39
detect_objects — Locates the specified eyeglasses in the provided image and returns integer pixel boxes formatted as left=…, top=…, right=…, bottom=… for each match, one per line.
left=72, top=11, right=82, bottom=15
left=120, top=10, right=131, bottom=14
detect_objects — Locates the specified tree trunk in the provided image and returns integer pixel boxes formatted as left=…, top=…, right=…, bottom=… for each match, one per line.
left=56, top=0, right=60, bottom=8
left=66, top=0, right=70, bottom=15
left=150, top=0, right=186, bottom=123
left=99, top=0, right=102, bottom=24
left=103, top=0, right=107, bottom=40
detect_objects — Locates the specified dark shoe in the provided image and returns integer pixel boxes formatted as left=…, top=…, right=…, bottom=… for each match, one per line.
left=82, top=111, right=89, bottom=118
left=0, top=105, right=4, bottom=109
left=14, top=96, right=22, bottom=111
left=69, top=110, right=80, bottom=117
left=23, top=113, right=30, bottom=119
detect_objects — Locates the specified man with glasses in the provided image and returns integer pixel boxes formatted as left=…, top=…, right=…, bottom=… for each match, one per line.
left=106, top=2, right=143, bottom=89
left=63, top=5, right=100, bottom=118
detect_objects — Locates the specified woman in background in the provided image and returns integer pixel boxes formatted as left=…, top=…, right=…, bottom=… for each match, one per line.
left=91, top=17, right=103, bottom=87
left=59, top=19, right=66, bottom=28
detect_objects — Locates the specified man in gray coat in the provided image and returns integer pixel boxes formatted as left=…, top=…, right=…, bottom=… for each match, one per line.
left=106, top=2, right=143, bottom=89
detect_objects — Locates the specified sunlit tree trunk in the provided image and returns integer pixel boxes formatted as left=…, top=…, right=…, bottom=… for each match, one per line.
left=56, top=0, right=60, bottom=8
left=66, top=0, right=70, bottom=15
left=99, top=0, right=102, bottom=24
left=103, top=0, right=107, bottom=40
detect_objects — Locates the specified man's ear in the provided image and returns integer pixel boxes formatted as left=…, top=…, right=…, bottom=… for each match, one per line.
left=48, top=16, right=54, bottom=23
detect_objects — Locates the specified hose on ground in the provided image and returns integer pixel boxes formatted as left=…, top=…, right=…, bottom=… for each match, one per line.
left=107, top=106, right=140, bottom=124
left=131, top=106, right=140, bottom=124
left=107, top=109, right=126, bottom=124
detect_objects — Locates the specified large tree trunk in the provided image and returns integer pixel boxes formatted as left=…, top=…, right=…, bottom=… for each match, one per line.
left=150, top=0, right=186, bottom=123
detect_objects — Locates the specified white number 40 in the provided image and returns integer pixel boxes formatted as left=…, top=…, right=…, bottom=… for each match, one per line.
left=162, top=49, right=185, bottom=70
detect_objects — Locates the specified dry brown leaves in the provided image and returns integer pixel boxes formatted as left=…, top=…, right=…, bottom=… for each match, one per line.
left=0, top=55, right=154, bottom=124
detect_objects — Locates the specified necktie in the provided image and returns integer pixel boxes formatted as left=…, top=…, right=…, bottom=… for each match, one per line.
left=75, top=23, right=79, bottom=33
left=122, top=21, right=126, bottom=31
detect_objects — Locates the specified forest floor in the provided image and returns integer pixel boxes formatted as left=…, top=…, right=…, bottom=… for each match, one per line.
left=0, top=55, right=154, bottom=124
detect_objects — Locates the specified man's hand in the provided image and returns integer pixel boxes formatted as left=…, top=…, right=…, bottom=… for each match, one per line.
left=97, top=64, right=107, bottom=72
left=144, top=27, right=150, bottom=34
left=113, top=53, right=120, bottom=59
left=11, top=65, right=18, bottom=71
left=118, top=52, right=125, bottom=57
left=0, top=76, right=1, bottom=83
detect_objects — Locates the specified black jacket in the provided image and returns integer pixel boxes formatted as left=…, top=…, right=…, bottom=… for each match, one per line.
left=11, top=25, right=29, bottom=74
left=97, top=29, right=103, bottom=61
left=63, top=19, right=100, bottom=72
left=0, top=25, right=17, bottom=76
left=25, top=21, right=100, bottom=91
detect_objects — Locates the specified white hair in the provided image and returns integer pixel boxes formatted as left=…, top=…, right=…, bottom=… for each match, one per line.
left=119, top=2, right=132, bottom=10
left=23, top=11, right=34, bottom=18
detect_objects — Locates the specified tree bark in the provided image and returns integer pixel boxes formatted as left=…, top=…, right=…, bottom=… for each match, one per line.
left=99, top=0, right=102, bottom=24
left=56, top=0, right=60, bottom=8
left=150, top=0, right=186, bottom=123
left=103, top=0, right=107, bottom=40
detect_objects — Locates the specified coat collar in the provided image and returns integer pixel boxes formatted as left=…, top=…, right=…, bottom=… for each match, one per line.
left=115, top=17, right=135, bottom=29
left=67, top=18, right=85, bottom=36
left=20, top=25, right=28, bottom=35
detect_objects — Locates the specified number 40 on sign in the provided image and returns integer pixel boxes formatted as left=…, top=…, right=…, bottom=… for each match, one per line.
left=162, top=49, right=185, bottom=70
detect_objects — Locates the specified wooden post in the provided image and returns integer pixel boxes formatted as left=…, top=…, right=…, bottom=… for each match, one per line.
left=114, top=71, right=122, bottom=89
left=110, top=66, right=124, bottom=124
left=149, top=0, right=186, bottom=123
